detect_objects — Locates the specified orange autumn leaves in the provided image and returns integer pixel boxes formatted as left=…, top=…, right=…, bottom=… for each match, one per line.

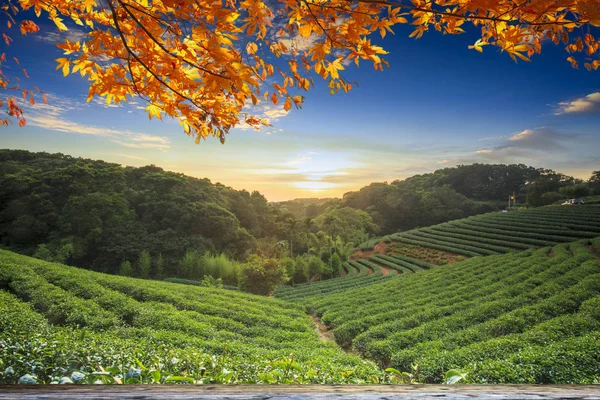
left=1, top=0, right=600, bottom=142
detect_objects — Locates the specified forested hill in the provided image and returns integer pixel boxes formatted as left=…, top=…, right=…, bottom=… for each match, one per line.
left=340, top=164, right=599, bottom=234
left=0, top=150, right=293, bottom=273
left=1, top=150, right=597, bottom=280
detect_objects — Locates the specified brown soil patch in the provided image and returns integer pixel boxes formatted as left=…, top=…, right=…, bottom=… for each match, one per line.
left=310, top=314, right=335, bottom=342
left=352, top=240, right=466, bottom=266
left=385, top=242, right=466, bottom=265
left=350, top=241, right=391, bottom=260
left=547, top=251, right=556, bottom=258
left=350, top=249, right=376, bottom=260
left=375, top=241, right=392, bottom=254
left=379, top=265, right=391, bottom=276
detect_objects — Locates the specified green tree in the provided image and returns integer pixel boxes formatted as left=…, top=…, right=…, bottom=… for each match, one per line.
left=540, top=192, right=563, bottom=205
left=331, top=253, right=343, bottom=278
left=293, top=256, right=309, bottom=284
left=119, top=260, right=133, bottom=277
left=137, top=250, right=152, bottom=279
left=178, top=250, right=203, bottom=280
left=559, top=183, right=590, bottom=199
left=238, top=255, right=288, bottom=295
left=54, top=243, right=73, bottom=265
left=335, top=239, right=356, bottom=262
left=154, top=253, right=165, bottom=280
left=201, top=276, right=224, bottom=289
left=281, top=257, right=295, bottom=283
left=308, top=255, right=324, bottom=281
left=590, top=171, right=600, bottom=195
left=33, top=244, right=53, bottom=262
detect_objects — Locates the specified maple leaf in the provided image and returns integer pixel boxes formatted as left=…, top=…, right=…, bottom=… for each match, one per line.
left=146, top=104, right=163, bottom=120
left=326, top=59, right=345, bottom=80
left=53, top=17, right=68, bottom=32
left=246, top=42, right=258, bottom=55
left=1, top=0, right=599, bottom=143
left=55, top=58, right=70, bottom=77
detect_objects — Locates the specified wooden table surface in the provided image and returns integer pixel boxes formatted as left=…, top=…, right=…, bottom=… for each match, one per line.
left=1, top=385, right=599, bottom=400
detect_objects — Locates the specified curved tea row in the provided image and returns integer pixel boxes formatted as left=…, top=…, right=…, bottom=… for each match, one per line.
left=308, top=238, right=600, bottom=383
left=0, top=250, right=380, bottom=384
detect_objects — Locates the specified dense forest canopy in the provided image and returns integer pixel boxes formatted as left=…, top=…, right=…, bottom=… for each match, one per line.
left=1, top=150, right=597, bottom=289
left=0, top=150, right=273, bottom=272
left=341, top=164, right=598, bottom=234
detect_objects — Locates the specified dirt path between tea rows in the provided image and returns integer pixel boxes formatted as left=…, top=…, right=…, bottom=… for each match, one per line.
left=310, top=314, right=335, bottom=343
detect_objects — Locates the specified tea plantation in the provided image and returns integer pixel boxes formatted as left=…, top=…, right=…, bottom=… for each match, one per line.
left=387, top=206, right=600, bottom=256
left=2, top=204, right=600, bottom=385
left=308, top=238, right=600, bottom=383
left=0, top=250, right=380, bottom=384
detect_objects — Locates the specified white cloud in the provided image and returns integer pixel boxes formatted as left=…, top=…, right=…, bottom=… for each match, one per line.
left=115, top=153, right=147, bottom=161
left=37, top=29, right=89, bottom=44
left=278, top=34, right=320, bottom=52
left=90, top=97, right=122, bottom=109
left=235, top=101, right=290, bottom=131
left=505, top=127, right=572, bottom=150
left=474, top=127, right=577, bottom=162
left=111, top=140, right=170, bottom=150
left=262, top=105, right=289, bottom=122
left=288, top=156, right=312, bottom=165
left=22, top=93, right=171, bottom=150
left=478, top=135, right=507, bottom=141
left=555, top=92, right=600, bottom=115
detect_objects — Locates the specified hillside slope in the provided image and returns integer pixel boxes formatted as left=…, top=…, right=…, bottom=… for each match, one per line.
left=308, top=238, right=600, bottom=383
left=364, top=205, right=600, bottom=257
left=0, top=250, right=379, bottom=384
left=277, top=205, right=600, bottom=302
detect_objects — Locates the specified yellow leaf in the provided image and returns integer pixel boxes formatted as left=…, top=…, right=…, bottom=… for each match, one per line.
left=246, top=42, right=258, bottom=55
left=55, top=58, right=70, bottom=77
left=298, top=24, right=312, bottom=38
left=251, top=93, right=258, bottom=105
left=292, top=95, right=304, bottom=107
left=284, top=96, right=291, bottom=112
left=513, top=52, right=531, bottom=62
left=513, top=44, right=530, bottom=52
left=146, top=104, right=162, bottom=120
left=225, top=12, right=240, bottom=23
left=53, top=17, right=68, bottom=32
left=182, top=121, right=191, bottom=135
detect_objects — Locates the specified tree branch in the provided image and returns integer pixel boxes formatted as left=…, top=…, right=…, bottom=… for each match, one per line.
left=116, top=0, right=230, bottom=80
left=351, top=0, right=584, bottom=27
left=106, top=0, right=208, bottom=114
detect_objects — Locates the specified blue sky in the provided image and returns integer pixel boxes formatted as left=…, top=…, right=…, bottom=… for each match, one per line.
left=1, top=19, right=599, bottom=201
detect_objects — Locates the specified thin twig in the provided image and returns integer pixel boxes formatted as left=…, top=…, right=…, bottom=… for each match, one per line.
left=106, top=0, right=208, bottom=114
left=117, top=0, right=230, bottom=80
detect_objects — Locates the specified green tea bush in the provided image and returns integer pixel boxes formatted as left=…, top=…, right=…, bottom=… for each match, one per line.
left=0, top=250, right=382, bottom=384
left=305, top=240, right=600, bottom=383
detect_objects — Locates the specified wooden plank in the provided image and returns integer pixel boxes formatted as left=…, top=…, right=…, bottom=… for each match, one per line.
left=0, top=385, right=599, bottom=400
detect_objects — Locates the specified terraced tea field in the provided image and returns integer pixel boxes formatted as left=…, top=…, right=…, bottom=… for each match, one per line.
left=387, top=206, right=600, bottom=257
left=2, top=204, right=600, bottom=385
left=275, top=260, right=397, bottom=301
left=0, top=250, right=380, bottom=384
left=309, top=238, right=600, bottom=383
